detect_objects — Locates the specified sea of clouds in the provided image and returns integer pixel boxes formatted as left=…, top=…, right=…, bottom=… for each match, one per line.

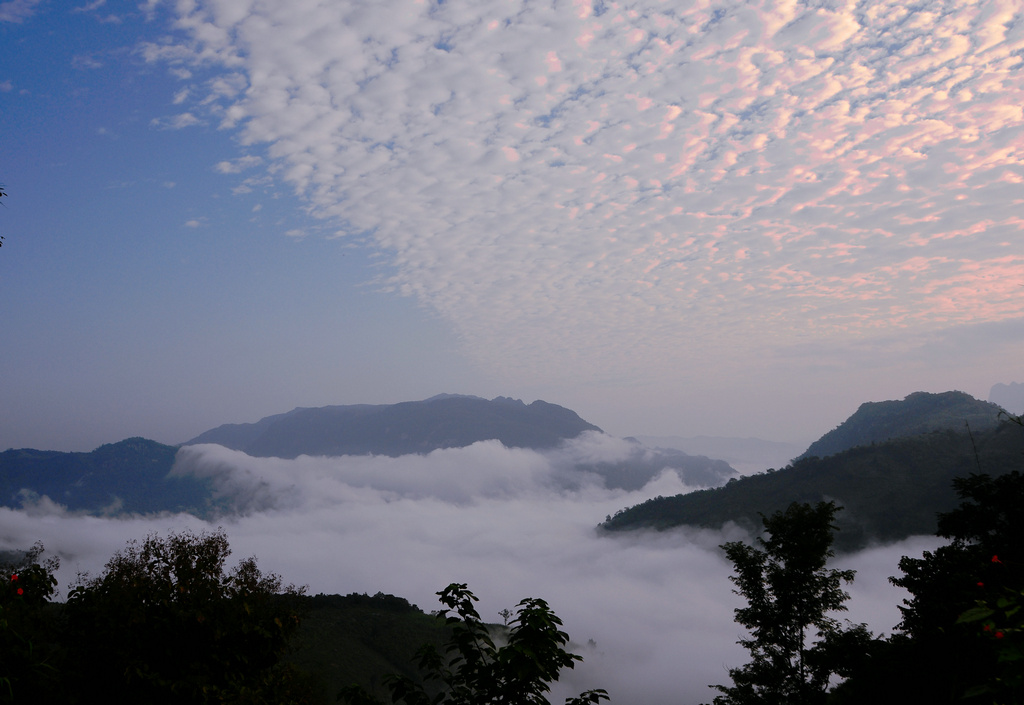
left=0, top=436, right=940, bottom=704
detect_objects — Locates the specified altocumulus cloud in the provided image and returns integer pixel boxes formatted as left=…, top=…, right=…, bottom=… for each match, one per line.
left=0, top=439, right=937, bottom=705
left=142, top=0, right=1024, bottom=388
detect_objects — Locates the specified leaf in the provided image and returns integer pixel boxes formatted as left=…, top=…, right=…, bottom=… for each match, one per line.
left=956, top=606, right=995, bottom=624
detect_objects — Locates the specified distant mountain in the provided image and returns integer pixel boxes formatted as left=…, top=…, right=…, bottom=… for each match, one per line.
left=797, top=391, right=1005, bottom=461
left=601, top=420, right=1024, bottom=552
left=632, top=435, right=804, bottom=475
left=185, top=395, right=604, bottom=458
left=0, top=396, right=739, bottom=516
left=0, top=438, right=208, bottom=515
left=572, top=438, right=738, bottom=491
left=185, top=396, right=738, bottom=490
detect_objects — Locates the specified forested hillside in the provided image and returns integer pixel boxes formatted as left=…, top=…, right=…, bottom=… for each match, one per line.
left=601, top=420, right=1024, bottom=551
left=0, top=438, right=207, bottom=515
left=285, top=592, right=449, bottom=703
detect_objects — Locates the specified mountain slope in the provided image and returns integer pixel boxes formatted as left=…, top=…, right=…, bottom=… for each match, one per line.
left=286, top=592, right=447, bottom=702
left=185, top=395, right=604, bottom=458
left=601, top=420, right=1024, bottom=551
left=797, top=390, right=1005, bottom=461
left=0, top=438, right=208, bottom=514
left=633, top=435, right=804, bottom=475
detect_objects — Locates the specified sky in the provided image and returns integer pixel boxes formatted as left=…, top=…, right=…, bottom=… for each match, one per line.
left=2, top=0, right=1024, bottom=452
left=0, top=436, right=944, bottom=704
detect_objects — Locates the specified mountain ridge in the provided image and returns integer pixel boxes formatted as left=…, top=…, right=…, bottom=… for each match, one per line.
left=184, top=395, right=603, bottom=458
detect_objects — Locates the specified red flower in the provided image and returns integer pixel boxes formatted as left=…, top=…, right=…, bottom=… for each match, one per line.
left=992, top=555, right=1002, bottom=564
left=983, top=624, right=992, bottom=632
left=15, top=588, right=22, bottom=596
left=10, top=574, right=17, bottom=581
left=977, top=582, right=985, bottom=587
left=995, top=631, right=1005, bottom=639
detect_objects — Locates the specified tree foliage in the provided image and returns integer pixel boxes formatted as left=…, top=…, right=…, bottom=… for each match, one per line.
left=709, top=501, right=870, bottom=705
left=0, top=543, right=60, bottom=702
left=340, top=583, right=608, bottom=705
left=895, top=470, right=1023, bottom=703
left=833, top=471, right=1024, bottom=704
left=957, top=583, right=1024, bottom=699
left=894, top=471, right=1024, bottom=639
left=63, top=528, right=310, bottom=704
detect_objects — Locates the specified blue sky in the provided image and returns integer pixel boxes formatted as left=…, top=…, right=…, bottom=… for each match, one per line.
left=2, top=0, right=1023, bottom=451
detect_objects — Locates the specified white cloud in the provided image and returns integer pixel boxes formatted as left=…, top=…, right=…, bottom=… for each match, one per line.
left=150, top=112, right=201, bottom=129
left=214, top=155, right=263, bottom=173
left=0, top=0, right=43, bottom=23
left=72, top=0, right=106, bottom=14
left=72, top=55, right=104, bottom=70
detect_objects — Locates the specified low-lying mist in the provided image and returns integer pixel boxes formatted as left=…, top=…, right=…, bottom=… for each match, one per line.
left=0, top=435, right=939, bottom=705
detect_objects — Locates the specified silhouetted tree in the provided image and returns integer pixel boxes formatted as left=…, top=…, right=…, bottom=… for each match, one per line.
left=0, top=543, right=60, bottom=702
left=63, top=529, right=311, bottom=704
left=831, top=471, right=1024, bottom=704
left=708, top=501, right=871, bottom=705
left=340, top=583, right=608, bottom=705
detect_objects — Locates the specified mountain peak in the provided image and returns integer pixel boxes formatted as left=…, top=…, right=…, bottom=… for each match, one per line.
left=797, top=390, right=1005, bottom=460
left=491, top=396, right=526, bottom=406
left=422, top=393, right=486, bottom=403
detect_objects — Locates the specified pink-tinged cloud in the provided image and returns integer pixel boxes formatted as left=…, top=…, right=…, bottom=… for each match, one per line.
left=151, top=0, right=1024, bottom=386
left=545, top=51, right=562, bottom=73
